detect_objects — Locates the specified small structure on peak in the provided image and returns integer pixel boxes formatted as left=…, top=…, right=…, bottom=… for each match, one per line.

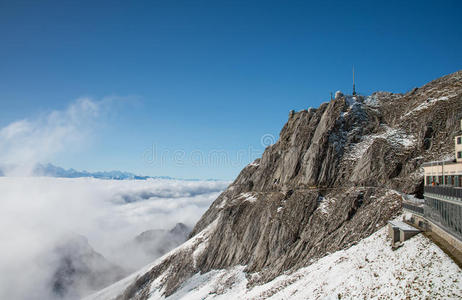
left=352, top=66, right=357, bottom=96
left=335, top=91, right=344, bottom=99
left=289, top=110, right=295, bottom=118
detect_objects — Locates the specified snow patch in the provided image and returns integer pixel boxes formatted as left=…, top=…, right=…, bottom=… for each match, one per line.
left=238, top=192, right=258, bottom=203
left=345, top=95, right=361, bottom=107
left=344, top=125, right=416, bottom=160
left=248, top=161, right=260, bottom=167
left=317, top=196, right=336, bottom=215
left=364, top=94, right=379, bottom=107
left=403, top=95, right=452, bottom=118
left=163, top=222, right=462, bottom=300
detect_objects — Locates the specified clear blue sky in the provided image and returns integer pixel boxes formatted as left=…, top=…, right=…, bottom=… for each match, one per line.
left=1, top=0, right=461, bottom=180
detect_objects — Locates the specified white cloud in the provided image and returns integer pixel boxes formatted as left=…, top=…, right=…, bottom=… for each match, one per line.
left=0, top=176, right=228, bottom=300
left=0, top=96, right=228, bottom=298
left=0, top=98, right=101, bottom=176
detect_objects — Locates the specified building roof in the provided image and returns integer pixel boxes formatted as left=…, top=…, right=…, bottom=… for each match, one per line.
left=422, top=160, right=458, bottom=167
left=388, top=220, right=420, bottom=232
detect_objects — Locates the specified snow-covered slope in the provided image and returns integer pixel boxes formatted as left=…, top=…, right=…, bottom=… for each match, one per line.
left=85, top=219, right=219, bottom=300
left=87, top=219, right=462, bottom=299
left=86, top=71, right=462, bottom=299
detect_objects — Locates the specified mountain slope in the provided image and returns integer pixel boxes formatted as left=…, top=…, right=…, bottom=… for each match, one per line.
left=121, top=223, right=191, bottom=271
left=87, top=70, right=462, bottom=299
left=166, top=220, right=462, bottom=299
left=49, top=234, right=126, bottom=299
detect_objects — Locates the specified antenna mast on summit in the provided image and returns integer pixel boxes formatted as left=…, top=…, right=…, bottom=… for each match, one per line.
left=352, top=66, right=356, bottom=96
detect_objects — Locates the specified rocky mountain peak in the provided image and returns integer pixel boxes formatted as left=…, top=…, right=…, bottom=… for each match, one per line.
left=87, top=70, right=462, bottom=300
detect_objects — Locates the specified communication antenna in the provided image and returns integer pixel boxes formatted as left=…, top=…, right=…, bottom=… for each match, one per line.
left=352, top=66, right=356, bottom=96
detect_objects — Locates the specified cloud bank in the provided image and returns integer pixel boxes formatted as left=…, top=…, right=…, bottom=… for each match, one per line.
left=0, top=98, right=101, bottom=176
left=0, top=97, right=229, bottom=298
left=0, top=176, right=228, bottom=299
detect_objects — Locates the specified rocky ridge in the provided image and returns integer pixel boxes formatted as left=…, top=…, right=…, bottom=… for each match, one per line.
left=88, top=71, right=462, bottom=300
left=50, top=234, right=126, bottom=299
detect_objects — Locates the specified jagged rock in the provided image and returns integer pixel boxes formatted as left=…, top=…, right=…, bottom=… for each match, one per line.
left=132, top=223, right=190, bottom=265
left=90, top=71, right=462, bottom=300
left=49, top=234, right=126, bottom=299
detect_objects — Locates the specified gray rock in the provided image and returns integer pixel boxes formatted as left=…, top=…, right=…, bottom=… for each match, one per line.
left=108, top=70, right=462, bottom=299
left=49, top=234, right=126, bottom=299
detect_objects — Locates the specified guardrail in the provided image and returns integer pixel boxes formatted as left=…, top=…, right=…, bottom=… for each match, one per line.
left=424, top=186, right=462, bottom=200
left=403, top=202, right=424, bottom=215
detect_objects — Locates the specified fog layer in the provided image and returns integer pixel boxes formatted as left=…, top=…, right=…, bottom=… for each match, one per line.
left=0, top=177, right=228, bottom=299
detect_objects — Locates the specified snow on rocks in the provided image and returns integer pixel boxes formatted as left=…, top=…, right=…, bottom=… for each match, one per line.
left=317, top=196, right=336, bottom=215
left=215, top=195, right=229, bottom=209
left=344, top=125, right=416, bottom=160
left=248, top=161, right=260, bottom=167
left=364, top=94, right=380, bottom=107
left=345, top=95, right=361, bottom=107
left=162, top=223, right=462, bottom=300
left=238, top=192, right=258, bottom=203
left=164, top=266, right=248, bottom=300
left=403, top=95, right=453, bottom=118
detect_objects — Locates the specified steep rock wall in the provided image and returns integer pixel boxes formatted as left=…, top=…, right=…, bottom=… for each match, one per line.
left=103, top=71, right=462, bottom=299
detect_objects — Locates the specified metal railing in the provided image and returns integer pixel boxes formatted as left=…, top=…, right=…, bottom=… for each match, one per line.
left=424, top=186, right=462, bottom=200
left=403, top=202, right=424, bottom=215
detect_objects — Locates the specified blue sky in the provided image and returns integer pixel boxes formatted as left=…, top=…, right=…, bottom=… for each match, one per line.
left=1, top=0, right=461, bottom=180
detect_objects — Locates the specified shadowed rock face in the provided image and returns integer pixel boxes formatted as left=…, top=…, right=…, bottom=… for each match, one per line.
left=129, top=223, right=191, bottom=268
left=49, top=234, right=126, bottom=300
left=106, top=71, right=462, bottom=299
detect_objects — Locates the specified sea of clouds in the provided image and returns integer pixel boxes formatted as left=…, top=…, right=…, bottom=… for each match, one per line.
left=0, top=98, right=229, bottom=299
left=0, top=176, right=228, bottom=299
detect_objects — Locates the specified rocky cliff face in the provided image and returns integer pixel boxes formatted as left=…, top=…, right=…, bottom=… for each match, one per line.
left=91, top=71, right=462, bottom=300
left=121, top=223, right=191, bottom=271
left=49, top=234, right=126, bottom=299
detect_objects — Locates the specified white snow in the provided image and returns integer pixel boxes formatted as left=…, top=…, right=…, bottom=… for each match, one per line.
left=238, top=192, right=258, bottom=203
left=317, top=196, right=336, bottom=215
left=248, top=161, right=260, bottom=167
left=344, top=95, right=361, bottom=107
left=344, top=125, right=416, bottom=160
left=161, top=222, right=462, bottom=300
left=86, top=210, right=462, bottom=300
left=192, top=240, right=207, bottom=268
left=364, top=94, right=380, bottom=107
left=403, top=95, right=452, bottom=118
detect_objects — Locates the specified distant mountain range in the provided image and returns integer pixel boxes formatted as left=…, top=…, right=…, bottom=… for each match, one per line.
left=0, top=163, right=218, bottom=181
left=32, top=163, right=171, bottom=180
